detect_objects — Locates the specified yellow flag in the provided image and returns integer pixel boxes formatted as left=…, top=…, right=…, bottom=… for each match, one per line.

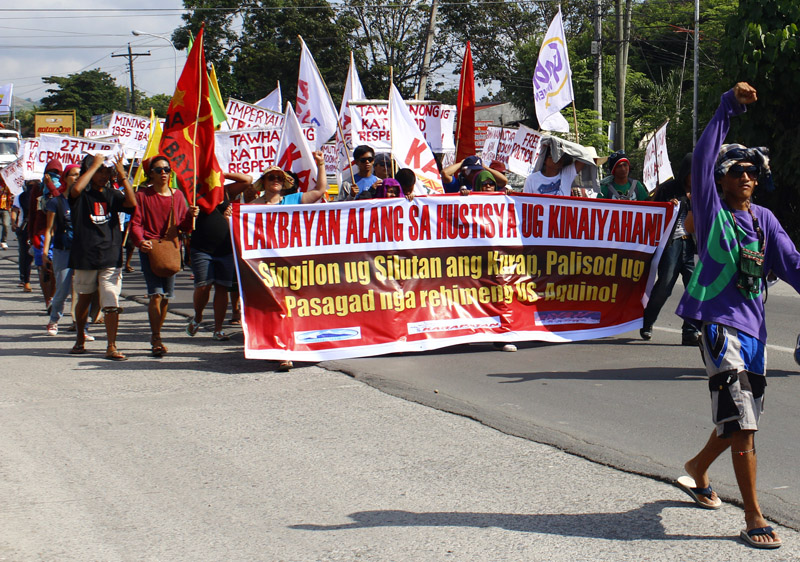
left=132, top=109, right=164, bottom=187
left=209, top=64, right=228, bottom=127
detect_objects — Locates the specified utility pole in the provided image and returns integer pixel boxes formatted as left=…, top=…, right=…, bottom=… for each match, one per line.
left=111, top=43, right=150, bottom=113
left=614, top=0, right=633, bottom=151
left=615, top=0, right=624, bottom=151
left=417, top=0, right=439, bottom=100
left=593, top=0, right=602, bottom=131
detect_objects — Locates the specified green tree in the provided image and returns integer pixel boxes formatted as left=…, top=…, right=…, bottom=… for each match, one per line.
left=175, top=0, right=355, bottom=106
left=139, top=94, right=172, bottom=118
left=720, top=0, right=800, bottom=240
left=40, top=69, right=128, bottom=132
left=342, top=0, right=455, bottom=99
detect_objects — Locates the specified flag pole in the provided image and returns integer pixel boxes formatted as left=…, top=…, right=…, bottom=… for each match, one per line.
left=389, top=66, right=395, bottom=178
left=191, top=27, right=204, bottom=229
left=571, top=101, right=580, bottom=144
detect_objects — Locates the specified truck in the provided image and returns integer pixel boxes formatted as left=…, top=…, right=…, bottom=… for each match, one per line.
left=0, top=128, right=21, bottom=169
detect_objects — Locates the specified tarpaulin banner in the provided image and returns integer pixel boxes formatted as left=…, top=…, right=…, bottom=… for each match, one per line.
left=231, top=193, right=676, bottom=361
left=33, top=134, right=122, bottom=174
left=348, top=101, right=456, bottom=153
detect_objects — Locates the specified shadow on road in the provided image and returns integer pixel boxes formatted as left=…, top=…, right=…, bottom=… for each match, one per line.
left=289, top=499, right=731, bottom=543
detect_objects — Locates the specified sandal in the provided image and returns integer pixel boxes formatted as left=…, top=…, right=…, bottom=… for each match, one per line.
left=105, top=346, right=128, bottom=361
left=70, top=343, right=86, bottom=355
left=151, top=336, right=167, bottom=357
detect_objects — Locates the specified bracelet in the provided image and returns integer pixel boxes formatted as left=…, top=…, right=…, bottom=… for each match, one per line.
left=733, top=448, right=755, bottom=456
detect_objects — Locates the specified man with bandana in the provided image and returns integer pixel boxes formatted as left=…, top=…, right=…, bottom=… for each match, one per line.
left=674, top=82, right=799, bottom=549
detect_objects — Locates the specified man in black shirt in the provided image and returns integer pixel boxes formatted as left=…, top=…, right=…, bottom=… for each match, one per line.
left=69, top=154, right=136, bottom=360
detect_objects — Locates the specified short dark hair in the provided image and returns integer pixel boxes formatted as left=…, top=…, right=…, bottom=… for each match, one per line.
left=353, top=145, right=374, bottom=160
left=395, top=168, right=416, bottom=194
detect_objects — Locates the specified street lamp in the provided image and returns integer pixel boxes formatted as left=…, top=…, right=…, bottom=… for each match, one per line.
left=131, top=30, right=178, bottom=92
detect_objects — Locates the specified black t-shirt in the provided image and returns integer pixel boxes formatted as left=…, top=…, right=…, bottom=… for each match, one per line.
left=69, top=186, right=128, bottom=270
left=190, top=197, right=232, bottom=256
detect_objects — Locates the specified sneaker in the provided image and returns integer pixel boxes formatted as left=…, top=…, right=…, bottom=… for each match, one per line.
left=0, top=242, right=8, bottom=250
left=640, top=327, right=652, bottom=341
left=212, top=331, right=230, bottom=341
left=794, top=334, right=800, bottom=367
left=186, top=317, right=200, bottom=337
left=46, top=322, right=58, bottom=336
left=83, top=332, right=96, bottom=342
left=493, top=342, right=517, bottom=352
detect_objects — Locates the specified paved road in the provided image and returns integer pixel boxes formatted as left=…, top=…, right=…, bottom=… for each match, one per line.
left=325, top=283, right=800, bottom=532
left=2, top=251, right=799, bottom=560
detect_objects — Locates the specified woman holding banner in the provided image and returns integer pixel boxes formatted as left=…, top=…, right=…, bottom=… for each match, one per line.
left=237, top=150, right=329, bottom=371
left=131, top=156, right=199, bottom=357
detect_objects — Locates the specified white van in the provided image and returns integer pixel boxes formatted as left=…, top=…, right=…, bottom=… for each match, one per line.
left=0, top=129, right=22, bottom=169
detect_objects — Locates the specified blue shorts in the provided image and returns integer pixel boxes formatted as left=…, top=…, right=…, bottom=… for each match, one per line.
left=190, top=249, right=234, bottom=288
left=701, top=322, right=766, bottom=436
left=33, top=235, right=52, bottom=266
left=139, top=251, right=176, bottom=299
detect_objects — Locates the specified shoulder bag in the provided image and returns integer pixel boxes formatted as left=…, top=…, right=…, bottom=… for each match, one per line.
left=147, top=191, right=182, bottom=278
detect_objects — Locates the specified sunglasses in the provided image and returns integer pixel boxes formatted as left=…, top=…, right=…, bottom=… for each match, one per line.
left=728, top=164, right=759, bottom=178
left=151, top=166, right=171, bottom=174
left=265, top=174, right=284, bottom=182
left=359, top=157, right=374, bottom=163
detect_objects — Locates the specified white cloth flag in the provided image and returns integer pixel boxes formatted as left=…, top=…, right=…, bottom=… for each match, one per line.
left=532, top=8, right=574, bottom=131
left=389, top=84, right=442, bottom=193
left=276, top=103, right=318, bottom=192
left=255, top=84, right=282, bottom=113
left=337, top=52, right=366, bottom=184
left=0, top=84, right=12, bottom=114
left=296, top=38, right=338, bottom=151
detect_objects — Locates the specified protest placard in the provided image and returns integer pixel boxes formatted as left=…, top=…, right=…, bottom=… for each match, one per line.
left=506, top=125, right=543, bottom=177
left=215, top=128, right=281, bottom=176
left=481, top=126, right=516, bottom=166
left=33, top=134, right=122, bottom=175
left=84, top=128, right=111, bottom=139
left=108, top=111, right=151, bottom=156
left=348, top=100, right=456, bottom=154
left=642, top=122, right=674, bottom=192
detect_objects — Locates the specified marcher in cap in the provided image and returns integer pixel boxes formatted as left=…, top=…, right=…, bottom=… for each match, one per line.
left=599, top=150, right=649, bottom=200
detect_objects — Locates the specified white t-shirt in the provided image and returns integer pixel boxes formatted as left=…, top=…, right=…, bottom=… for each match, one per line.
left=522, top=164, right=578, bottom=196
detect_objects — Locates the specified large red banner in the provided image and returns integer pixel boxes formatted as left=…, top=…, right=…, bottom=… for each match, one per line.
left=231, top=194, right=676, bottom=361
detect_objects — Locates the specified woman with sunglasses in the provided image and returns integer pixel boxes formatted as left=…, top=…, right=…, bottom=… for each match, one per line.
left=674, top=83, right=800, bottom=550
left=130, top=155, right=199, bottom=357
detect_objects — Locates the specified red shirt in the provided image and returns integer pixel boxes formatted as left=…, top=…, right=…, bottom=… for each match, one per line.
left=130, top=186, right=193, bottom=247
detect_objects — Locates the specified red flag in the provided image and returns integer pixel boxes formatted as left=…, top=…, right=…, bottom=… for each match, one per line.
left=456, top=41, right=476, bottom=161
left=159, top=26, right=224, bottom=213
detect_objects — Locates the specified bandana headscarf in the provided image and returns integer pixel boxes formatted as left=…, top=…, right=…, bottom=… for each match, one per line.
left=714, top=143, right=774, bottom=191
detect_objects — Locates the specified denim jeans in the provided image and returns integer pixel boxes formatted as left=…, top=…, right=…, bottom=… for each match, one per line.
left=0, top=209, right=10, bottom=244
left=643, top=236, right=698, bottom=335
left=49, top=247, right=73, bottom=324
left=15, top=228, right=32, bottom=283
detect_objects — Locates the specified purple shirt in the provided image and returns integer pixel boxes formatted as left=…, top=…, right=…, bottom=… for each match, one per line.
left=676, top=89, right=800, bottom=342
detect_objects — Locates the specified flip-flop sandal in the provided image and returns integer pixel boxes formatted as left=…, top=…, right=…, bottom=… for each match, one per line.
left=676, top=476, right=722, bottom=509
left=106, top=348, right=128, bottom=361
left=70, top=343, right=86, bottom=355
left=740, top=526, right=782, bottom=549
left=151, top=337, right=166, bottom=357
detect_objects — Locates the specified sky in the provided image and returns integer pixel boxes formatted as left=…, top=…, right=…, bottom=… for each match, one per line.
left=2, top=1, right=192, bottom=105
